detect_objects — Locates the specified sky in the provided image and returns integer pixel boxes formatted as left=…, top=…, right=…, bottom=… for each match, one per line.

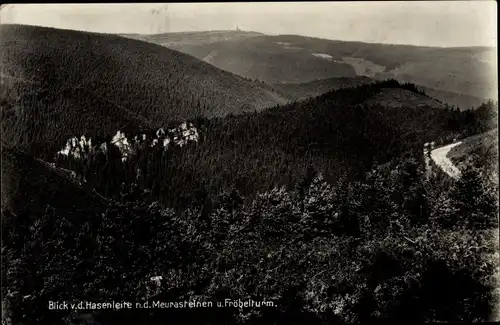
left=0, top=2, right=497, bottom=47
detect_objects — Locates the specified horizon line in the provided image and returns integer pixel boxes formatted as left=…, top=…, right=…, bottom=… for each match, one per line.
left=1, top=23, right=496, bottom=49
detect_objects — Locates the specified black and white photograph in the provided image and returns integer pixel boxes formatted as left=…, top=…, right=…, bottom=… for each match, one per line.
left=0, top=2, right=498, bottom=324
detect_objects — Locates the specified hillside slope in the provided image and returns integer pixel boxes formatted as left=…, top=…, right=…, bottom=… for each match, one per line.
left=0, top=24, right=288, bottom=156
left=447, top=128, right=499, bottom=177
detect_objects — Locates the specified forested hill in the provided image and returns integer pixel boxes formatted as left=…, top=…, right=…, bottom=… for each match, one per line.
left=54, top=80, right=496, bottom=209
left=0, top=24, right=289, bottom=156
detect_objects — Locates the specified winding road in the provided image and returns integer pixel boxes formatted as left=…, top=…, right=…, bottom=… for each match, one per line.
left=429, top=141, right=463, bottom=179
left=429, top=138, right=500, bottom=321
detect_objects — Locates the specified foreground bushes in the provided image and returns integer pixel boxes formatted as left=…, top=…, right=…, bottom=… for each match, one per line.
left=2, top=153, right=498, bottom=324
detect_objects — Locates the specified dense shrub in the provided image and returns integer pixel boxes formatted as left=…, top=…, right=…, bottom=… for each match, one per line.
left=3, top=148, right=497, bottom=324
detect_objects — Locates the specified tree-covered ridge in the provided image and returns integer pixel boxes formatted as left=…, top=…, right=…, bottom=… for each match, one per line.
left=2, top=145, right=497, bottom=325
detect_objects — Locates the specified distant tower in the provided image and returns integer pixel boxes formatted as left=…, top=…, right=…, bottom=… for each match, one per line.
left=0, top=4, right=14, bottom=23
left=150, top=5, right=170, bottom=34
left=236, top=26, right=240, bottom=31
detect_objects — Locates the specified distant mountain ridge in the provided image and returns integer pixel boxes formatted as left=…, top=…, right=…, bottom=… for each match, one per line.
left=120, top=30, right=264, bottom=47
left=123, top=31, right=496, bottom=108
